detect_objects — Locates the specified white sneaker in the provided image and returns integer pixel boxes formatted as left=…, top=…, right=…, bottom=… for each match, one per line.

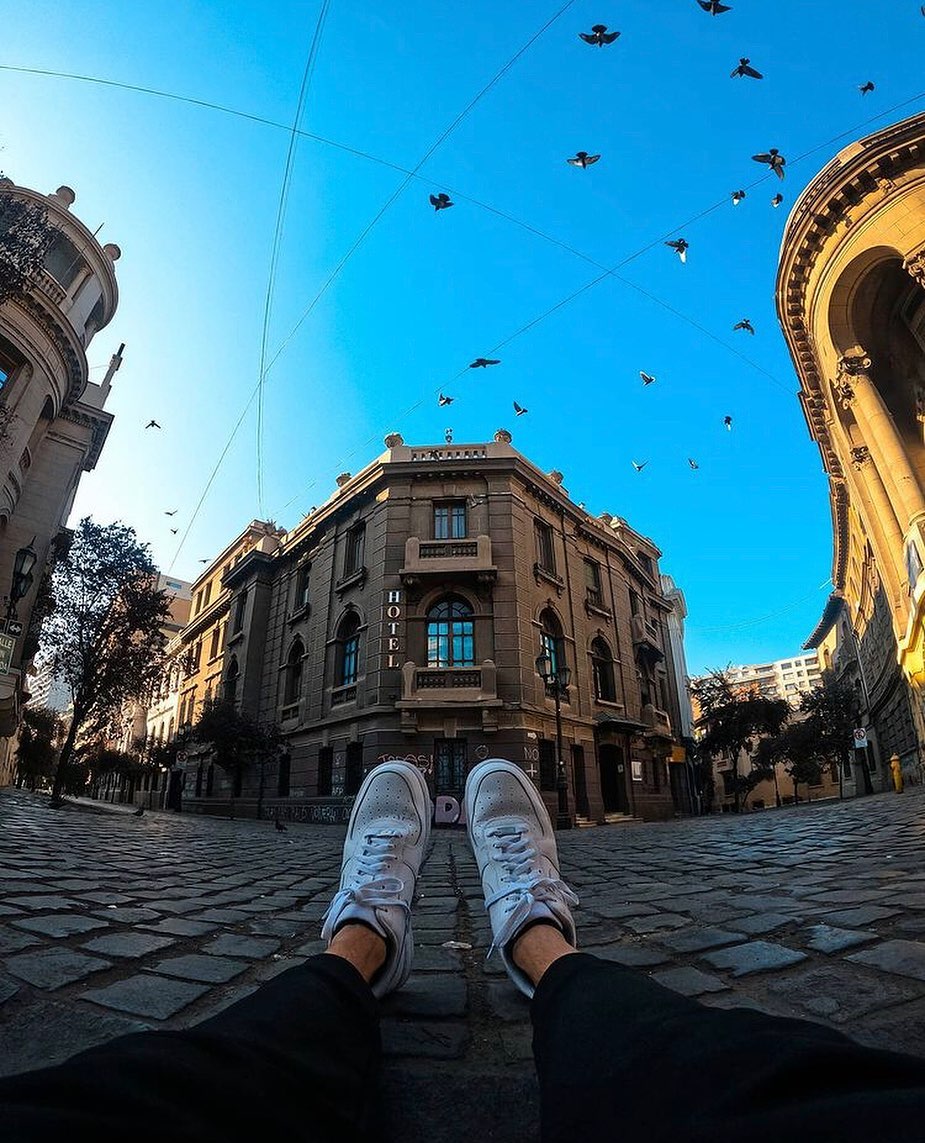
left=465, top=758, right=578, bottom=997
left=321, top=760, right=431, bottom=998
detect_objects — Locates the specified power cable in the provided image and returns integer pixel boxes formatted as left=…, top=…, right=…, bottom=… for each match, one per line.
left=687, top=582, right=832, bottom=633
left=255, top=0, right=331, bottom=515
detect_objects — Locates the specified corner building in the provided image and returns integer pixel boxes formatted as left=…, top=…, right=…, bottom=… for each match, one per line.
left=777, top=112, right=925, bottom=779
left=190, top=433, right=689, bottom=824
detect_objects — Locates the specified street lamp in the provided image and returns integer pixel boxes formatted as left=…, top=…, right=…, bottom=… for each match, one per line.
left=535, top=650, right=573, bottom=830
left=7, top=537, right=37, bottom=620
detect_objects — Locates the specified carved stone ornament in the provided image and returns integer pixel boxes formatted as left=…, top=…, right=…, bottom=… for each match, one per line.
left=837, top=348, right=873, bottom=377
left=851, top=445, right=871, bottom=469
left=904, top=247, right=925, bottom=290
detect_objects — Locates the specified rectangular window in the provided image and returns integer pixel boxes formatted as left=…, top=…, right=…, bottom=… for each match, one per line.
left=629, top=589, right=640, bottom=617
left=232, top=589, right=247, bottom=635
left=194, top=589, right=204, bottom=615
left=345, top=524, right=365, bottom=576
left=318, top=746, right=333, bottom=796
left=535, top=520, right=555, bottom=574
left=209, top=626, right=220, bottom=660
left=295, top=565, right=311, bottom=610
left=584, top=559, right=603, bottom=608
left=539, top=740, right=557, bottom=791
left=342, top=636, right=359, bottom=686
left=345, top=742, right=364, bottom=796
left=638, top=553, right=654, bottom=576
left=203, top=581, right=212, bottom=607
left=434, top=502, right=467, bottom=540
left=434, top=739, right=467, bottom=795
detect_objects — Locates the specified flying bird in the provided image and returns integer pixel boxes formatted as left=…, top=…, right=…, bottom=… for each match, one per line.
left=164, top=509, right=177, bottom=516
left=438, top=393, right=454, bottom=406
left=688, top=458, right=699, bottom=470
left=859, top=81, right=875, bottom=95
left=731, top=58, right=762, bottom=79
left=170, top=528, right=178, bottom=535
left=198, top=558, right=209, bottom=564
left=144, top=419, right=161, bottom=430
left=429, top=192, right=454, bottom=211
left=579, top=23, right=620, bottom=46
left=771, top=193, right=784, bottom=207
left=513, top=401, right=528, bottom=416
left=666, top=238, right=689, bottom=263
left=733, top=318, right=755, bottom=335
left=640, top=371, right=656, bottom=386
left=731, top=189, right=746, bottom=205
left=632, top=460, right=648, bottom=472
left=724, top=415, right=733, bottom=430
left=697, top=0, right=731, bottom=12
left=752, top=148, right=786, bottom=179
left=469, top=358, right=500, bottom=368
left=567, top=151, right=601, bottom=168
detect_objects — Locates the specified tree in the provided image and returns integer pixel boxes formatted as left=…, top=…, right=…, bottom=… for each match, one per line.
left=15, top=706, right=62, bottom=790
left=757, top=719, right=823, bottom=804
left=0, top=191, right=55, bottom=303
left=192, top=697, right=281, bottom=814
left=692, top=670, right=790, bottom=812
left=41, top=518, right=171, bottom=802
left=800, top=676, right=867, bottom=793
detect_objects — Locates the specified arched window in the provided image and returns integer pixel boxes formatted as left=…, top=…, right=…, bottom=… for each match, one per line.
left=591, top=637, right=617, bottom=703
left=539, top=609, right=565, bottom=678
left=427, top=596, right=475, bottom=667
left=284, top=639, right=304, bottom=704
left=337, top=613, right=361, bottom=686
left=225, top=656, right=239, bottom=704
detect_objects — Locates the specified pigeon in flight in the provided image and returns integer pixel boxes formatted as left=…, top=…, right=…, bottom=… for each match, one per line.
left=470, top=358, right=500, bottom=368
left=731, top=58, right=762, bottom=79
left=734, top=318, right=755, bottom=335
left=752, top=148, right=786, bottom=179
left=430, top=192, right=454, bottom=211
left=731, top=189, right=746, bottom=206
left=688, top=458, right=699, bottom=470
left=438, top=393, right=454, bottom=406
left=771, top=193, right=784, bottom=207
left=164, top=509, right=177, bottom=516
left=666, top=238, right=689, bottom=263
left=579, top=23, right=620, bottom=46
left=640, top=371, right=656, bottom=386
left=632, top=460, right=648, bottom=472
left=858, top=81, right=875, bottom=95
left=513, top=401, right=528, bottom=416
left=724, top=415, right=733, bottom=430
left=145, top=419, right=161, bottom=430
left=567, top=151, right=601, bottom=169
left=198, top=558, right=209, bottom=564
left=170, top=528, right=178, bottom=535
left=698, top=0, right=731, bottom=13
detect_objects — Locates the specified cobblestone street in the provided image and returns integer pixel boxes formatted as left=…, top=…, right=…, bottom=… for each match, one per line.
left=5, top=787, right=925, bottom=1140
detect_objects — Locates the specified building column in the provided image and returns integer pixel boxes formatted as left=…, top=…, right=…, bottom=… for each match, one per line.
left=834, top=347, right=925, bottom=534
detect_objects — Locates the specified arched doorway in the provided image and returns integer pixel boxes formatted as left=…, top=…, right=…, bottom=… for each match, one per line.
left=598, top=743, right=629, bottom=814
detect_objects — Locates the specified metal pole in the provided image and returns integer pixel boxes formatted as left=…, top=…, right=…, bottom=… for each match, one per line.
left=554, top=684, right=571, bottom=830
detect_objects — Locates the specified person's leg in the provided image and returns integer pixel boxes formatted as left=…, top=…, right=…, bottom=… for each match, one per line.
left=2, top=759, right=432, bottom=1143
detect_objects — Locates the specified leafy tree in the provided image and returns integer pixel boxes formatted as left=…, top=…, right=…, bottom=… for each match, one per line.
left=800, top=676, right=867, bottom=793
left=692, top=669, right=789, bottom=812
left=0, top=191, right=55, bottom=303
left=40, top=518, right=171, bottom=802
left=15, top=706, right=62, bottom=790
left=192, top=697, right=280, bottom=812
left=756, top=719, right=823, bottom=804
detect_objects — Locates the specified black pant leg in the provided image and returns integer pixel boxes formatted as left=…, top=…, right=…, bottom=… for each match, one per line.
left=531, top=952, right=925, bottom=1143
left=1, top=954, right=380, bottom=1143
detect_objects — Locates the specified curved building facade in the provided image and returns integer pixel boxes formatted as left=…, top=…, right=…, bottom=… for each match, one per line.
left=778, top=112, right=925, bottom=786
left=0, top=180, right=121, bottom=781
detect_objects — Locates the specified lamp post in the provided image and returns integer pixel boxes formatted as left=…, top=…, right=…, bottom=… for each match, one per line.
left=7, top=537, right=37, bottom=621
left=535, top=650, right=573, bottom=830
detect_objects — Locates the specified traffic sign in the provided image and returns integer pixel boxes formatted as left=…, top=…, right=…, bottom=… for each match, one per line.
left=853, top=727, right=868, bottom=749
left=0, top=632, right=15, bottom=673
left=176, top=750, right=188, bottom=763
left=7, top=621, right=23, bottom=637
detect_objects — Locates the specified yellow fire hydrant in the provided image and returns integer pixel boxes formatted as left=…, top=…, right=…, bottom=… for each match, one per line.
left=890, top=753, right=905, bottom=794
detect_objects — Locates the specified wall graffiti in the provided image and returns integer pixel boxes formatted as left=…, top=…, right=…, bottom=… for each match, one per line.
left=376, top=752, right=434, bottom=776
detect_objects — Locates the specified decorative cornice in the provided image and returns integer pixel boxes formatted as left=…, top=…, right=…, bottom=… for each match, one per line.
left=2, top=291, right=85, bottom=404
left=58, top=403, right=112, bottom=470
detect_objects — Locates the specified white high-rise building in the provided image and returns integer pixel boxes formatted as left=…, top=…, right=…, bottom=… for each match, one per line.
left=726, top=653, right=823, bottom=707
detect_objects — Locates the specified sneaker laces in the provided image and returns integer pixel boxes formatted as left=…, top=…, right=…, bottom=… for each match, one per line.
left=482, top=824, right=578, bottom=960
left=322, top=829, right=411, bottom=933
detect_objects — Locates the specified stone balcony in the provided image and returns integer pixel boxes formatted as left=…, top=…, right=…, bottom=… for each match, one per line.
left=399, top=535, right=497, bottom=592
left=631, top=614, right=664, bottom=665
left=642, top=703, right=672, bottom=738
left=396, top=658, right=503, bottom=733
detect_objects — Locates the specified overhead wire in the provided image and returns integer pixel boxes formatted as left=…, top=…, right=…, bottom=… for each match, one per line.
left=687, top=582, right=832, bottom=633
left=255, top=0, right=332, bottom=516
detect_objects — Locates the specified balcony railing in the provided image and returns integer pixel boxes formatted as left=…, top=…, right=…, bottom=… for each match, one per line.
left=399, top=659, right=499, bottom=703
left=642, top=703, right=672, bottom=738
left=400, top=535, right=497, bottom=586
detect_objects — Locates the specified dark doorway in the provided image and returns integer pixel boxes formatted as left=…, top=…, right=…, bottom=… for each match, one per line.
left=435, top=739, right=467, bottom=798
left=598, top=743, right=629, bottom=814
left=572, top=744, right=590, bottom=817
left=345, top=742, right=364, bottom=796
left=166, top=769, right=183, bottom=812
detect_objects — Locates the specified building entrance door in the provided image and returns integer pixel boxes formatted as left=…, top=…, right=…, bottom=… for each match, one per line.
left=435, top=739, right=467, bottom=799
left=598, top=743, right=629, bottom=814
left=345, top=742, right=364, bottom=796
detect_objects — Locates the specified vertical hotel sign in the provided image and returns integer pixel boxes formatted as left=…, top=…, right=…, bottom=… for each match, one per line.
left=385, top=589, right=403, bottom=667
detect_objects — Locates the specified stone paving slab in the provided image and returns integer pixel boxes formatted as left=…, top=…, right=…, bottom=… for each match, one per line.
left=701, top=941, right=807, bottom=977
left=81, top=932, right=176, bottom=958
left=658, top=927, right=745, bottom=954
left=847, top=939, right=925, bottom=982
left=12, top=914, right=109, bottom=938
left=651, top=966, right=730, bottom=997
left=803, top=924, right=878, bottom=954
left=149, top=954, right=250, bottom=984
left=81, top=975, right=208, bottom=1019
left=4, top=948, right=113, bottom=990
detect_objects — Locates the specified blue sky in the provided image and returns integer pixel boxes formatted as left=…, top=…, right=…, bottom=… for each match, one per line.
left=2, top=0, right=923, bottom=674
